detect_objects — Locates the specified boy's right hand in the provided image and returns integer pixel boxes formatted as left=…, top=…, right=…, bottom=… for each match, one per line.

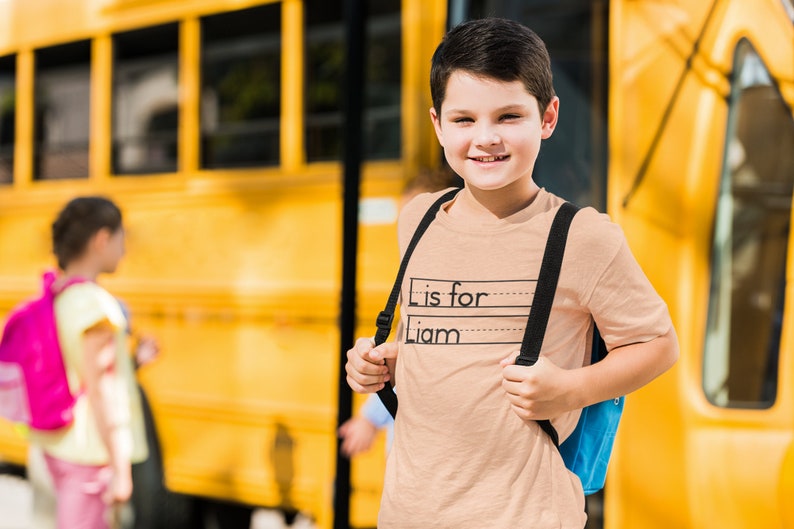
left=345, top=337, right=397, bottom=393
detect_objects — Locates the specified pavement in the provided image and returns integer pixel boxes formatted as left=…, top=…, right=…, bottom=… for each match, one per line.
left=0, top=470, right=316, bottom=529
left=0, top=473, right=33, bottom=529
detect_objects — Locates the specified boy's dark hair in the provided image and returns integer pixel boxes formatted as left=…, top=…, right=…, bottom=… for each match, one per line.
left=430, top=18, right=555, bottom=114
left=52, top=196, right=122, bottom=270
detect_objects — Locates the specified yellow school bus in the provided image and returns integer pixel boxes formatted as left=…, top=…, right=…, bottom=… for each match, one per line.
left=607, top=1, right=794, bottom=528
left=0, top=0, right=433, bottom=527
left=1, top=0, right=793, bottom=528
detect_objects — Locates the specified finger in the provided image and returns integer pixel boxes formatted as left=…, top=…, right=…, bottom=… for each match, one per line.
left=368, top=342, right=398, bottom=362
left=354, top=336, right=376, bottom=354
left=340, top=435, right=354, bottom=456
left=501, top=364, right=526, bottom=383
left=509, top=402, right=534, bottom=422
left=348, top=338, right=390, bottom=371
left=102, top=487, right=112, bottom=506
left=346, top=374, right=386, bottom=394
left=347, top=346, right=390, bottom=375
left=345, top=363, right=390, bottom=388
left=342, top=437, right=363, bottom=457
left=502, top=357, right=546, bottom=382
left=501, top=377, right=515, bottom=393
left=499, top=353, right=518, bottom=368
left=345, top=356, right=388, bottom=380
left=346, top=357, right=390, bottom=384
left=344, top=360, right=389, bottom=391
left=338, top=422, right=349, bottom=436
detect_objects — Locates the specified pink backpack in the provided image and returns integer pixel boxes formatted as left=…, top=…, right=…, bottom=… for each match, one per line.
left=0, top=271, right=84, bottom=430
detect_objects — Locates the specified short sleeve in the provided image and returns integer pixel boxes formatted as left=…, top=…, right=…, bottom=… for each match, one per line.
left=361, top=393, right=394, bottom=429
left=54, top=283, right=128, bottom=385
left=568, top=209, right=673, bottom=349
left=56, top=283, right=124, bottom=336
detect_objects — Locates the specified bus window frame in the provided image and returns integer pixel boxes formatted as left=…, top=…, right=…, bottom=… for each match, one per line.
left=199, top=3, right=282, bottom=170
left=33, top=40, right=92, bottom=181
left=0, top=54, right=15, bottom=185
left=111, top=22, right=181, bottom=176
left=703, top=38, right=794, bottom=410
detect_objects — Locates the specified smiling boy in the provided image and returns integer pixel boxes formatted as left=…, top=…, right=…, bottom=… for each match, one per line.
left=345, top=18, right=678, bottom=528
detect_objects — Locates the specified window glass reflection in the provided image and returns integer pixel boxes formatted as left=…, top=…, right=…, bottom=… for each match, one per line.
left=782, top=0, right=794, bottom=23
left=201, top=4, right=281, bottom=169
left=35, top=42, right=91, bottom=180
left=0, top=55, right=14, bottom=184
left=704, top=41, right=794, bottom=408
left=304, top=0, right=401, bottom=162
left=113, top=24, right=179, bottom=175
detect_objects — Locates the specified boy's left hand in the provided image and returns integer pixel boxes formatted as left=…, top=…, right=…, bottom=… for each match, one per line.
left=499, top=354, right=578, bottom=422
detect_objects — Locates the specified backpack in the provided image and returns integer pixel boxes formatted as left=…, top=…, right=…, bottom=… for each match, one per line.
left=373, top=189, right=624, bottom=495
left=0, top=271, right=84, bottom=430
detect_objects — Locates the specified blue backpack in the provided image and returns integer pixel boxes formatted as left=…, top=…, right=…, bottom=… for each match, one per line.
left=373, top=190, right=623, bottom=495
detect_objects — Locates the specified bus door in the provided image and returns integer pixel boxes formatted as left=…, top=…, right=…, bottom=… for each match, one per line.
left=697, top=36, right=794, bottom=528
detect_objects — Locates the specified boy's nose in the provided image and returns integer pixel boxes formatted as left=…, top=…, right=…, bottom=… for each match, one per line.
left=474, top=125, right=501, bottom=146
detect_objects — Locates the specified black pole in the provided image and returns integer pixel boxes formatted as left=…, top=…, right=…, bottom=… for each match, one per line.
left=335, top=0, right=365, bottom=528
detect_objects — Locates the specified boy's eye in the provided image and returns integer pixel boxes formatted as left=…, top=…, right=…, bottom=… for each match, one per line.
left=452, top=116, right=473, bottom=123
left=500, top=114, right=521, bottom=121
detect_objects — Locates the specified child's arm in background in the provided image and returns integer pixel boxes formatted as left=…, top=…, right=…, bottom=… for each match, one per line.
left=81, top=322, right=133, bottom=505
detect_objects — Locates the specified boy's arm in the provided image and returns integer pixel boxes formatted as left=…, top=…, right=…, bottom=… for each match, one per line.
left=572, top=326, right=678, bottom=406
left=501, top=326, right=678, bottom=421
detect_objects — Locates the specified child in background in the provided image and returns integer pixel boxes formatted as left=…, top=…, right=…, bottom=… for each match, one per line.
left=30, top=196, right=149, bottom=529
left=337, top=393, right=394, bottom=457
left=345, top=18, right=678, bottom=528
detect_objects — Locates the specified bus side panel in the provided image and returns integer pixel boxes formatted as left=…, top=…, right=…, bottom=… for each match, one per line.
left=609, top=1, right=794, bottom=528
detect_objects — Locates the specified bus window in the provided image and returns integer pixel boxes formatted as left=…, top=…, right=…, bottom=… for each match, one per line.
left=455, top=0, right=608, bottom=209
left=304, top=0, right=401, bottom=162
left=200, top=4, right=281, bottom=169
left=34, top=41, right=91, bottom=181
left=113, top=24, right=179, bottom=175
left=783, top=0, right=794, bottom=23
left=704, top=41, right=794, bottom=408
left=0, top=55, right=13, bottom=184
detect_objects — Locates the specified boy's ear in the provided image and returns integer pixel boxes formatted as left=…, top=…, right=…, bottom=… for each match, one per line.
left=429, top=107, right=444, bottom=147
left=540, top=96, right=560, bottom=140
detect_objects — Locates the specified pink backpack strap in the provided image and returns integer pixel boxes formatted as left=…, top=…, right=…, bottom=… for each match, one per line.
left=46, top=271, right=87, bottom=296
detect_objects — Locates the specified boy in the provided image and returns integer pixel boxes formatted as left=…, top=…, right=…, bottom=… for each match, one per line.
left=345, top=18, right=678, bottom=528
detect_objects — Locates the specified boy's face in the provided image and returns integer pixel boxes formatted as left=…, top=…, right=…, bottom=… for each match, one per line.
left=430, top=71, right=558, bottom=196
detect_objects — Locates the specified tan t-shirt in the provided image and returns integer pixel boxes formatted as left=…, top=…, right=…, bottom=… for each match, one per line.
left=378, top=188, right=672, bottom=528
left=31, top=282, right=148, bottom=466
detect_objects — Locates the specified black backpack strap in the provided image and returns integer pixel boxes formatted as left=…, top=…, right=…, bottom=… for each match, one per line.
left=515, top=202, right=580, bottom=447
left=375, top=188, right=459, bottom=418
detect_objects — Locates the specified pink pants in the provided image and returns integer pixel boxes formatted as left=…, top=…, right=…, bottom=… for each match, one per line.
left=43, top=453, right=113, bottom=529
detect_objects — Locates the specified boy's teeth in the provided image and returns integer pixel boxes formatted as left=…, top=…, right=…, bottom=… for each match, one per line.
left=477, top=156, right=505, bottom=162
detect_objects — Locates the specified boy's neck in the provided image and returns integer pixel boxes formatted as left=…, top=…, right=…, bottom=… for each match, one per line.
left=452, top=182, right=540, bottom=220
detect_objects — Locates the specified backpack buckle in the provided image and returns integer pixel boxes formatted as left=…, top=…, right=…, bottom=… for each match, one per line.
left=376, top=311, right=393, bottom=331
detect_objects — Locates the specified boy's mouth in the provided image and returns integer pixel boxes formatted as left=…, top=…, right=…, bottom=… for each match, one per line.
left=471, top=155, right=509, bottom=162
